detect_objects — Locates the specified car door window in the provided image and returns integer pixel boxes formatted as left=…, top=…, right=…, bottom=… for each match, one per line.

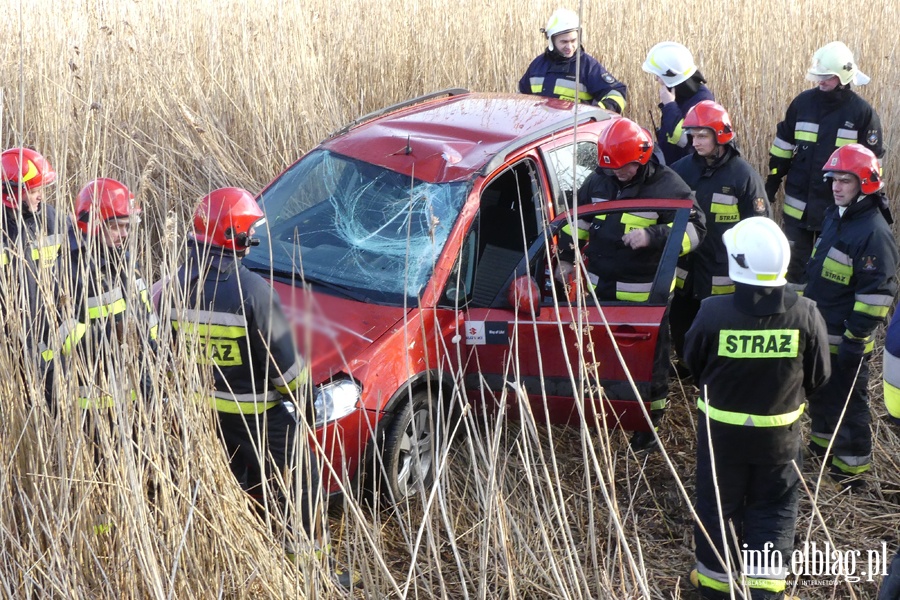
left=545, top=142, right=597, bottom=213
left=465, top=159, right=545, bottom=308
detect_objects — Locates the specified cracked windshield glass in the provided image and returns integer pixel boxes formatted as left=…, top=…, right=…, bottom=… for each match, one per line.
left=247, top=149, right=468, bottom=305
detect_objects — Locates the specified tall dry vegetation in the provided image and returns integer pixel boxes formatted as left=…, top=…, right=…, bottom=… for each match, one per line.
left=0, top=0, right=898, bottom=598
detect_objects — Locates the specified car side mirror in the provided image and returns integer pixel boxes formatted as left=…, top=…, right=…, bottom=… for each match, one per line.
left=508, top=275, right=541, bottom=317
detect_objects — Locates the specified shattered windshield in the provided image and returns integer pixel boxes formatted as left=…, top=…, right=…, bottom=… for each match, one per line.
left=246, top=149, right=468, bottom=305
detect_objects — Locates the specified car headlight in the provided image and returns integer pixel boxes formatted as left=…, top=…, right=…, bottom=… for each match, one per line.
left=314, top=379, right=361, bottom=426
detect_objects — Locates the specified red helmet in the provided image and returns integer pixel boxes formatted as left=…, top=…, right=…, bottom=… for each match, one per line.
left=597, top=118, right=654, bottom=169
left=822, top=143, right=882, bottom=195
left=74, top=178, right=140, bottom=234
left=192, top=187, right=263, bottom=252
left=683, top=100, right=734, bottom=144
left=1, top=147, right=57, bottom=209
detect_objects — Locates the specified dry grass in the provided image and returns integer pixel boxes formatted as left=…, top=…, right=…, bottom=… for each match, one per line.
left=0, top=1, right=898, bottom=598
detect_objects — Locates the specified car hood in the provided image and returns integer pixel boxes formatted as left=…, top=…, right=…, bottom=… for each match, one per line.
left=270, top=280, right=409, bottom=383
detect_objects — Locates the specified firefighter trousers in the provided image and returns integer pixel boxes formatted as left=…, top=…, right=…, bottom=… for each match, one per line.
left=694, top=440, right=800, bottom=600
left=808, top=353, right=872, bottom=476
left=217, top=401, right=319, bottom=535
left=782, top=218, right=818, bottom=286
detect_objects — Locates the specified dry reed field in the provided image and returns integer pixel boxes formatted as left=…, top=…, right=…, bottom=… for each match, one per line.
left=0, top=0, right=899, bottom=598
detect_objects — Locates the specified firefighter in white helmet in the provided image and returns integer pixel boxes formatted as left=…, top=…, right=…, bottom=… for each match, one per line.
left=518, top=8, right=628, bottom=113
left=684, top=217, right=830, bottom=600
left=766, top=41, right=883, bottom=285
left=642, top=41, right=715, bottom=165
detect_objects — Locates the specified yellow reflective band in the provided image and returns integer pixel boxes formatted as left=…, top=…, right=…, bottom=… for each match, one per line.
left=746, top=578, right=786, bottom=593
left=794, top=131, right=817, bottom=142
left=783, top=204, right=803, bottom=220
left=681, top=231, right=692, bottom=255
left=756, top=273, right=778, bottom=281
left=697, top=398, right=805, bottom=427
left=172, top=320, right=248, bottom=339
left=149, top=324, right=158, bottom=340
left=616, top=291, right=649, bottom=302
left=530, top=84, right=542, bottom=93
left=61, top=322, right=88, bottom=356
left=31, top=243, right=61, bottom=264
left=809, top=434, right=830, bottom=448
left=835, top=137, right=855, bottom=147
left=769, top=145, right=793, bottom=159
left=885, top=352, right=900, bottom=417
left=666, top=119, right=685, bottom=145
left=711, top=284, right=735, bottom=295
left=718, top=329, right=799, bottom=358
left=649, top=398, right=667, bottom=411
left=41, top=348, right=54, bottom=362
left=696, top=572, right=731, bottom=593
left=0, top=250, right=7, bottom=266
left=832, top=456, right=871, bottom=475
left=853, top=301, right=890, bottom=318
left=769, top=167, right=779, bottom=175
left=551, top=84, right=592, bottom=102
left=600, top=92, right=626, bottom=112
left=821, top=257, right=852, bottom=285
left=212, top=398, right=279, bottom=414
left=87, top=298, right=127, bottom=320
left=621, top=212, right=658, bottom=231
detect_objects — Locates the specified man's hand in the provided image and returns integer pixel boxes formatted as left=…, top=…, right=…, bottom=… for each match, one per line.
left=555, top=261, right=575, bottom=284
left=622, top=228, right=650, bottom=249
left=658, top=84, right=675, bottom=105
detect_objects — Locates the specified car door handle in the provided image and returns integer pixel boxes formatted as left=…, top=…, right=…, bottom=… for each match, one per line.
left=611, top=331, right=652, bottom=341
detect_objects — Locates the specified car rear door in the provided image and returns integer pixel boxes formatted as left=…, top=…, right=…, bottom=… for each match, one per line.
left=459, top=198, right=693, bottom=430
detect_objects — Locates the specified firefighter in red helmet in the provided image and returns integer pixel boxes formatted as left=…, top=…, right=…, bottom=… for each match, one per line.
left=0, top=147, right=65, bottom=403
left=166, top=188, right=356, bottom=588
left=804, top=144, right=898, bottom=486
left=57, top=177, right=158, bottom=409
left=668, top=101, right=771, bottom=375
left=555, top=117, right=706, bottom=451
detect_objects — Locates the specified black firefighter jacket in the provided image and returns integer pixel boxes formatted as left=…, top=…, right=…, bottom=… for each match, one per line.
left=559, top=160, right=705, bottom=302
left=670, top=144, right=771, bottom=299
left=684, top=286, right=831, bottom=463
left=804, top=194, right=898, bottom=354
left=768, top=86, right=883, bottom=231
left=169, top=243, right=307, bottom=416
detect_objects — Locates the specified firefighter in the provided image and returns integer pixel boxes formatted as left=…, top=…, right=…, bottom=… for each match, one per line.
left=641, top=41, right=714, bottom=165
left=555, top=117, right=706, bottom=450
left=168, top=188, right=355, bottom=588
left=882, top=310, right=900, bottom=599
left=0, top=148, right=65, bottom=382
left=765, top=41, right=883, bottom=285
left=58, top=178, right=158, bottom=408
left=518, top=8, right=627, bottom=113
left=684, top=217, right=830, bottom=600
left=885, top=309, right=900, bottom=426
left=804, top=144, right=898, bottom=485
left=669, top=101, right=771, bottom=373
left=55, top=178, right=157, bottom=535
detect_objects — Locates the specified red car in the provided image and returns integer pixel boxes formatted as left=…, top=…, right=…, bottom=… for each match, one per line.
left=244, top=89, right=694, bottom=503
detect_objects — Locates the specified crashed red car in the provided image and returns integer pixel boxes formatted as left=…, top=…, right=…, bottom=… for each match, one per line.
left=244, top=89, right=693, bottom=502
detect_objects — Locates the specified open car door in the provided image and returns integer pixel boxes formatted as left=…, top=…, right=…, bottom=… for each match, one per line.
left=458, top=198, right=694, bottom=431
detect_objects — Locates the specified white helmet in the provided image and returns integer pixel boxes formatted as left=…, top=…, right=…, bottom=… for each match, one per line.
left=722, top=217, right=790, bottom=287
left=642, top=41, right=697, bottom=87
left=806, top=41, right=869, bottom=86
left=543, top=8, right=580, bottom=52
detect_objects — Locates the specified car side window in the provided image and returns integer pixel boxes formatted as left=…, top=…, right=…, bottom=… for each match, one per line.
left=546, top=142, right=597, bottom=213
left=468, top=160, right=547, bottom=308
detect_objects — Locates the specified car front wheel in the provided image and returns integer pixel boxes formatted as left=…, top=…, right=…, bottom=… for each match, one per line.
left=379, top=389, right=443, bottom=504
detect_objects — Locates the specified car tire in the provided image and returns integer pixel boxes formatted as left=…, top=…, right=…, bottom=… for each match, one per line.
left=379, top=389, right=444, bottom=505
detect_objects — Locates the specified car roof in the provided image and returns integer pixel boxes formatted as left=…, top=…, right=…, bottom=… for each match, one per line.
left=322, top=91, right=612, bottom=183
